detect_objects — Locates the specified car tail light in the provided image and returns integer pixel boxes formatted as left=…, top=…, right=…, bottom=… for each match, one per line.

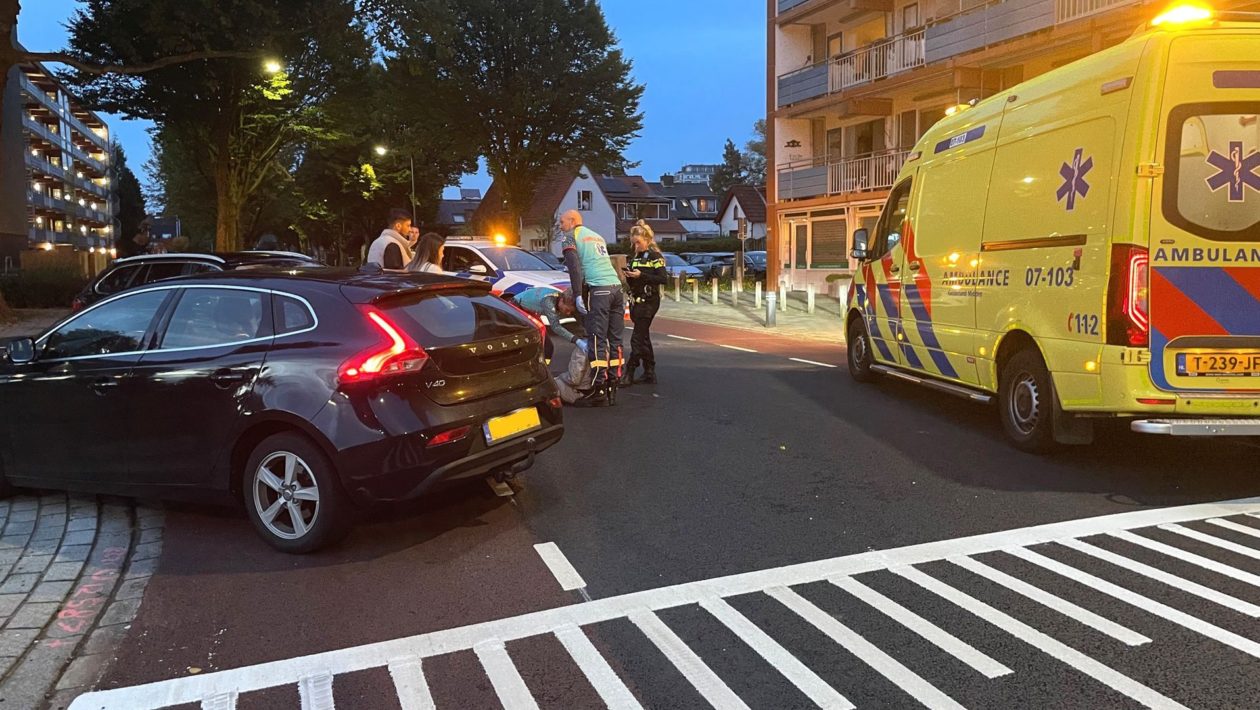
left=427, top=425, right=471, bottom=448
left=338, top=306, right=428, bottom=384
left=70, top=296, right=85, bottom=313
left=1107, top=244, right=1148, bottom=348
left=505, top=299, right=547, bottom=344
left=547, top=396, right=563, bottom=409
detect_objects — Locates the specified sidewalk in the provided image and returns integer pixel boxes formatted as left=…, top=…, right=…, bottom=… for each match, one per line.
left=655, top=281, right=848, bottom=344
left=0, top=310, right=68, bottom=340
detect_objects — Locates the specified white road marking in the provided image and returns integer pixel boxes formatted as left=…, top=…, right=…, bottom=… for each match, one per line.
left=69, top=499, right=1260, bottom=710
left=387, top=656, right=436, bottom=710
left=789, top=357, right=838, bottom=368
left=297, top=671, right=334, bottom=710
left=949, top=555, right=1150, bottom=646
left=474, top=640, right=539, bottom=710
left=665, top=334, right=696, bottom=341
left=831, top=575, right=1013, bottom=678
left=768, top=586, right=964, bottom=710
left=699, top=597, right=853, bottom=709
left=1207, top=517, right=1260, bottom=540
left=1160, top=522, right=1260, bottom=562
left=893, top=566, right=1187, bottom=710
left=718, top=344, right=758, bottom=353
left=534, top=542, right=587, bottom=591
left=1062, top=537, right=1260, bottom=617
left=553, top=625, right=643, bottom=710
left=629, top=609, right=750, bottom=710
left=1108, top=529, right=1260, bottom=589
left=200, top=693, right=238, bottom=710
left=1011, top=546, right=1260, bottom=659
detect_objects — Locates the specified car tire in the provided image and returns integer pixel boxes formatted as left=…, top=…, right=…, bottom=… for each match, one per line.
left=242, top=432, right=348, bottom=554
left=847, top=318, right=876, bottom=383
left=998, top=349, right=1058, bottom=454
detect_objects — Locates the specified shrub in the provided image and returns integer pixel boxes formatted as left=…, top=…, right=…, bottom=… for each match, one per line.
left=0, top=268, right=88, bottom=309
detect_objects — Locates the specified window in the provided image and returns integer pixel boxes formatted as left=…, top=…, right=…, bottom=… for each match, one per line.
left=44, top=290, right=168, bottom=359
left=139, top=261, right=188, bottom=285
left=695, top=198, right=716, bottom=214
left=899, top=110, right=918, bottom=150
left=868, top=180, right=913, bottom=260
left=1164, top=104, right=1260, bottom=240
left=381, top=292, right=534, bottom=347
left=160, top=289, right=268, bottom=349
left=902, top=3, right=920, bottom=29
left=827, top=32, right=844, bottom=58
left=442, top=246, right=488, bottom=273
left=577, top=190, right=593, bottom=211
left=645, top=203, right=669, bottom=220
left=480, top=248, right=551, bottom=271
left=183, top=262, right=219, bottom=276
left=274, top=295, right=316, bottom=335
left=452, top=214, right=466, bottom=224
left=95, top=264, right=142, bottom=295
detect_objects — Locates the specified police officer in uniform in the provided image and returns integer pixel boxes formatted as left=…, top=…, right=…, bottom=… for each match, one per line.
left=622, top=220, right=668, bottom=385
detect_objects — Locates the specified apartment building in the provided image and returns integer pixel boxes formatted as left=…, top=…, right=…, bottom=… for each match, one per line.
left=0, top=61, right=115, bottom=266
left=767, top=0, right=1256, bottom=289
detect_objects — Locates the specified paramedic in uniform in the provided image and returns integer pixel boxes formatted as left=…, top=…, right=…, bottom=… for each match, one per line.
left=559, top=209, right=624, bottom=401
left=622, top=219, right=667, bottom=384
left=512, top=286, right=582, bottom=364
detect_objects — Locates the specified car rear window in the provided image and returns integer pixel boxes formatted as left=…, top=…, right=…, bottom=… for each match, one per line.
left=96, top=264, right=141, bottom=295
left=381, top=291, right=532, bottom=347
left=1164, top=103, right=1260, bottom=241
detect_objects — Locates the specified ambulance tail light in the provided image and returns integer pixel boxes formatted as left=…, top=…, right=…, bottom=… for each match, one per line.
left=1107, top=245, right=1149, bottom=348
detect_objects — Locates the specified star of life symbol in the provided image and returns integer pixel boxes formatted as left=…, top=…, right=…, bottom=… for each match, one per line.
left=1206, top=141, right=1260, bottom=203
left=1056, top=148, right=1092, bottom=211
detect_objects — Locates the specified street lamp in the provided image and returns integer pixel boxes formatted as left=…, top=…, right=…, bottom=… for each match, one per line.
left=374, top=145, right=388, bottom=157
left=374, top=144, right=416, bottom=219
left=263, top=60, right=284, bottom=75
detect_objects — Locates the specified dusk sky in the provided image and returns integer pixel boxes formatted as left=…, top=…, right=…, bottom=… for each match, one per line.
left=17, top=0, right=767, bottom=199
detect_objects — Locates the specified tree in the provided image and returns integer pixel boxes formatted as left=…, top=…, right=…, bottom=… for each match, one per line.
left=111, top=145, right=146, bottom=256
left=743, top=119, right=767, bottom=186
left=61, top=0, right=371, bottom=251
left=710, top=138, right=745, bottom=199
left=368, top=0, right=644, bottom=243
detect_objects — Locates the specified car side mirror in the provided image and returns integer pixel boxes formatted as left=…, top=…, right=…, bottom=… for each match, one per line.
left=6, top=338, right=36, bottom=365
left=851, top=228, right=870, bottom=260
left=469, top=264, right=489, bottom=275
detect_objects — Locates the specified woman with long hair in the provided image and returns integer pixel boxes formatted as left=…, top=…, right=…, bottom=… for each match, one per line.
left=622, top=219, right=668, bottom=384
left=406, top=232, right=448, bottom=273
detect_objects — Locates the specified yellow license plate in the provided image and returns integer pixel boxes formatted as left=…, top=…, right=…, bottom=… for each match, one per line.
left=484, top=407, right=542, bottom=444
left=1177, top=351, right=1260, bottom=377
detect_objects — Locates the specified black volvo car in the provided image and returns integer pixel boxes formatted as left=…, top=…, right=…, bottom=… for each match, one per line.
left=0, top=268, right=563, bottom=553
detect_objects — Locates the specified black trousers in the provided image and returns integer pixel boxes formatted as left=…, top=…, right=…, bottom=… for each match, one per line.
left=629, top=297, right=660, bottom=371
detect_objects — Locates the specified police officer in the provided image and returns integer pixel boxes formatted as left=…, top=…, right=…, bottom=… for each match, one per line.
left=622, top=220, right=667, bottom=385
left=512, top=286, right=582, bottom=364
left=559, top=209, right=624, bottom=404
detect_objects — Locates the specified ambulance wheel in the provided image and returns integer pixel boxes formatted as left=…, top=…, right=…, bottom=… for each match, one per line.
left=847, top=318, right=876, bottom=383
left=999, top=349, right=1057, bottom=453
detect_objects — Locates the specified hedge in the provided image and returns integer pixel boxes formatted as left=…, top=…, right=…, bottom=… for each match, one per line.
left=0, top=267, right=87, bottom=309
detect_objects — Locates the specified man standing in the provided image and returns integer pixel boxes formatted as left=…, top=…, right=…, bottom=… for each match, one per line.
left=559, top=209, right=624, bottom=404
left=366, top=209, right=414, bottom=271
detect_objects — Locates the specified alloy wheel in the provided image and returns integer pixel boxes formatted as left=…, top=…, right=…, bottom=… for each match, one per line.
left=252, top=451, right=321, bottom=540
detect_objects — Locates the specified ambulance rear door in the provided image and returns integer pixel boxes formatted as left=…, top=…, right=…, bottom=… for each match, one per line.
left=1149, top=31, right=1260, bottom=394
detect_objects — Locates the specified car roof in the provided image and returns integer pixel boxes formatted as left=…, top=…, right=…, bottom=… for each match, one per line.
left=110, top=251, right=317, bottom=267
left=157, top=265, right=492, bottom=303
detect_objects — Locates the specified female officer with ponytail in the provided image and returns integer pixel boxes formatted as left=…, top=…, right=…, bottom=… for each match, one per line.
left=622, top=220, right=668, bottom=385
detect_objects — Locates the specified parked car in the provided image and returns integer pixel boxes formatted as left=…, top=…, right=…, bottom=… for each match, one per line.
left=663, top=253, right=704, bottom=281
left=528, top=250, right=565, bottom=271
left=683, top=252, right=736, bottom=279
left=442, top=240, right=570, bottom=297
left=0, top=267, right=563, bottom=553
left=744, top=251, right=767, bottom=280
left=72, top=251, right=319, bottom=312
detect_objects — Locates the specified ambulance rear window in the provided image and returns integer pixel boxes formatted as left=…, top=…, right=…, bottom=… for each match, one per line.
left=1163, top=103, right=1260, bottom=241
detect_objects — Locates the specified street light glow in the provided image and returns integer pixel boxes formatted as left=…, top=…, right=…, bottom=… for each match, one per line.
left=374, top=145, right=389, bottom=156
left=264, top=60, right=284, bottom=74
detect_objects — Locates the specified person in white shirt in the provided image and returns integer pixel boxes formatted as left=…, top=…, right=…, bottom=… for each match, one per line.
left=407, top=232, right=448, bottom=274
left=366, top=209, right=415, bottom=271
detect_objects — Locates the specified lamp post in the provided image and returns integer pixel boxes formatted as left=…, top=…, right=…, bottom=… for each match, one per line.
left=374, top=146, right=416, bottom=219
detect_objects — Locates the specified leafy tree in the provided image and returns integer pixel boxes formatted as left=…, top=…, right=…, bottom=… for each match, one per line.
left=61, top=0, right=371, bottom=251
left=709, top=138, right=745, bottom=199
left=743, top=119, right=767, bottom=186
left=368, top=0, right=644, bottom=244
left=111, top=145, right=147, bottom=257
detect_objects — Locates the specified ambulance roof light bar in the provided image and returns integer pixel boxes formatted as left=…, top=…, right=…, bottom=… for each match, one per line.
left=1150, top=2, right=1213, bottom=27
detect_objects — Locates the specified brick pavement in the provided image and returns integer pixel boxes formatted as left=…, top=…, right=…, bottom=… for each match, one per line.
left=0, top=494, right=163, bottom=710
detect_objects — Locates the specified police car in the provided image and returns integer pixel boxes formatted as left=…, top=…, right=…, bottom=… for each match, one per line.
left=846, top=4, right=1260, bottom=452
left=440, top=238, right=571, bottom=298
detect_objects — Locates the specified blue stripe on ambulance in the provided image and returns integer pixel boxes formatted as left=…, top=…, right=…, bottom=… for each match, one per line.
left=902, top=282, right=960, bottom=379
left=856, top=284, right=895, bottom=361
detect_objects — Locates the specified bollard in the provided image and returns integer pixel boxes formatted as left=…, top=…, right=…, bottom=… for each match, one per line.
left=755, top=281, right=762, bottom=309
left=673, top=274, right=681, bottom=302
left=807, top=283, right=816, bottom=314
left=779, top=284, right=789, bottom=312
left=711, top=277, right=719, bottom=305
left=690, top=279, right=699, bottom=304
left=766, top=293, right=777, bottom=327
left=731, top=279, right=741, bottom=306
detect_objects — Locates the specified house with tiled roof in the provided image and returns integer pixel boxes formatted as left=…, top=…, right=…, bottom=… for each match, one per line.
left=596, top=175, right=687, bottom=243
left=433, top=189, right=481, bottom=234
left=716, top=185, right=768, bottom=240
left=473, top=164, right=616, bottom=252
left=648, top=177, right=722, bottom=240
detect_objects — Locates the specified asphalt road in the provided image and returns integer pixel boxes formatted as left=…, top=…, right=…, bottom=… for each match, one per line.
left=90, top=318, right=1260, bottom=709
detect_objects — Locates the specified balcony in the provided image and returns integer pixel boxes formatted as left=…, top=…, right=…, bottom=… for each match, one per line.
left=778, top=0, right=813, bottom=12
left=28, top=228, right=70, bottom=244
left=1055, top=0, right=1139, bottom=23
left=777, top=30, right=925, bottom=108
left=25, top=153, right=67, bottom=181
left=778, top=150, right=910, bottom=201
left=18, top=76, right=60, bottom=114
left=21, top=115, right=63, bottom=147
left=66, top=113, right=110, bottom=151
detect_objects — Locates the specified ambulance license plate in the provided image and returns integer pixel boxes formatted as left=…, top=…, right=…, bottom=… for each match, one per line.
left=484, top=407, right=542, bottom=444
left=1176, top=352, right=1260, bottom=377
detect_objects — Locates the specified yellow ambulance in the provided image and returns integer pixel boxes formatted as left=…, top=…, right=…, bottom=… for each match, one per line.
left=846, top=4, right=1260, bottom=451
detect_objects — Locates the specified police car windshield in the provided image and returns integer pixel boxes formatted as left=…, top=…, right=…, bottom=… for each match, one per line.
left=664, top=254, right=689, bottom=267
left=481, top=248, right=551, bottom=271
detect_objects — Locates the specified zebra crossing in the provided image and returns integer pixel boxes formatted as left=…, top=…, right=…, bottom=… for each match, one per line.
left=69, top=497, right=1260, bottom=709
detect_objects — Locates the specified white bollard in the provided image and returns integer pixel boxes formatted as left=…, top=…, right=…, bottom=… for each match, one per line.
left=710, top=278, right=719, bottom=305
left=674, top=274, right=681, bottom=302
left=755, top=282, right=762, bottom=309
left=779, top=284, right=789, bottom=312
left=766, top=293, right=777, bottom=327
left=690, top=280, right=699, bottom=304
left=807, top=283, right=816, bottom=314
left=731, top=279, right=740, bottom=306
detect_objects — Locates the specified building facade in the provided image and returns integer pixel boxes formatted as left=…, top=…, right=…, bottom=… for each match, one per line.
left=1, top=62, right=115, bottom=266
left=766, top=0, right=1256, bottom=289
left=673, top=163, right=721, bottom=184
left=649, top=177, right=723, bottom=239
